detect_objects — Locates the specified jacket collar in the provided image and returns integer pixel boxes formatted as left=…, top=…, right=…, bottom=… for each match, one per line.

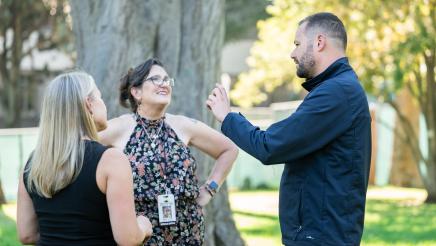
left=302, top=57, right=351, bottom=92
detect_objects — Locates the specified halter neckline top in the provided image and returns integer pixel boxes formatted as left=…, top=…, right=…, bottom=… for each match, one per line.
left=123, top=113, right=204, bottom=244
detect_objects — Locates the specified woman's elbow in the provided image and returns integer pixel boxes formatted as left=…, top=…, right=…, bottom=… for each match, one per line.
left=113, top=232, right=144, bottom=246
left=223, top=142, right=239, bottom=165
left=230, top=142, right=239, bottom=159
left=114, top=237, right=139, bottom=246
left=19, top=236, right=34, bottom=245
left=18, top=232, right=38, bottom=245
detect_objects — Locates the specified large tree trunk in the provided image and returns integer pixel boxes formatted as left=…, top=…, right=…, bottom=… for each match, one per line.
left=423, top=98, right=436, bottom=203
left=70, top=1, right=244, bottom=245
left=424, top=155, right=436, bottom=203
left=422, top=51, right=436, bottom=203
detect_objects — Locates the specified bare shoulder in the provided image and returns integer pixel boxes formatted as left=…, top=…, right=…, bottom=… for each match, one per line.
left=102, top=147, right=126, bottom=159
left=109, top=114, right=135, bottom=127
left=96, top=147, right=131, bottom=193
left=99, top=148, right=129, bottom=170
left=165, top=114, right=204, bottom=144
left=166, top=113, right=201, bottom=130
left=104, top=114, right=135, bottom=133
left=100, top=114, right=135, bottom=146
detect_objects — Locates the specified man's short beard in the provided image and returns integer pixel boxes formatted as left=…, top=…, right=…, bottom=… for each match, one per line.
left=296, top=46, right=315, bottom=79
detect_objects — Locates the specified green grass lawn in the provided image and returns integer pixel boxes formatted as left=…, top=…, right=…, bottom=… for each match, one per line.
left=229, top=187, right=436, bottom=246
left=0, top=204, right=18, bottom=246
left=1, top=187, right=435, bottom=245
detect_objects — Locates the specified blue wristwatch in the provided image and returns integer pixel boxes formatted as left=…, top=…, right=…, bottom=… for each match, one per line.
left=206, top=181, right=219, bottom=196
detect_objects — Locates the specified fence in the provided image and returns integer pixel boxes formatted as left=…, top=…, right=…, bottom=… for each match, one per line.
left=1, top=99, right=424, bottom=201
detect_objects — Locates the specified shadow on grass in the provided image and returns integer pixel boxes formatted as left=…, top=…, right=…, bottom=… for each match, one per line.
left=233, top=210, right=281, bottom=237
left=0, top=205, right=20, bottom=246
left=233, top=200, right=436, bottom=245
left=233, top=210, right=279, bottom=220
left=363, top=200, right=436, bottom=244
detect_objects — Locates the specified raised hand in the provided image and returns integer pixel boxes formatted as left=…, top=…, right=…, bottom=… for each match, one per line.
left=206, top=84, right=231, bottom=123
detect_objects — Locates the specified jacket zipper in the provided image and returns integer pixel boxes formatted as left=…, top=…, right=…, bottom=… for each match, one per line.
left=293, top=188, right=303, bottom=240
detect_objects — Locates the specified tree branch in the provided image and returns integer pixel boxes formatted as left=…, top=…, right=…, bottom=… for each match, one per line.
left=388, top=100, right=428, bottom=166
left=413, top=68, right=427, bottom=115
left=376, top=114, right=418, bottom=157
left=423, top=49, right=436, bottom=149
left=406, top=81, right=419, bottom=103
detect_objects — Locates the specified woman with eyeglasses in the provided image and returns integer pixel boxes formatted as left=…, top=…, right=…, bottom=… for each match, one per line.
left=16, top=71, right=152, bottom=245
left=99, top=58, right=238, bottom=245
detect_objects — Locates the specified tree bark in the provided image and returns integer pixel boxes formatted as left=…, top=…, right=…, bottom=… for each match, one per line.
left=422, top=49, right=436, bottom=203
left=70, top=1, right=244, bottom=245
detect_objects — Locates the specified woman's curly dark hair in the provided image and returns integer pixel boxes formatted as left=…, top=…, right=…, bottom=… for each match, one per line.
left=119, top=58, right=164, bottom=112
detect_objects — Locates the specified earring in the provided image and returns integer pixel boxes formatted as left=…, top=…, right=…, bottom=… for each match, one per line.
left=136, top=98, right=142, bottom=111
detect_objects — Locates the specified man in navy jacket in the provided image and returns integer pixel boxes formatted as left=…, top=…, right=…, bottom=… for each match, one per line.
left=207, top=12, right=371, bottom=246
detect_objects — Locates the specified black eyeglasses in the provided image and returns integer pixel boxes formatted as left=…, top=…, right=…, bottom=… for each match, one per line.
left=145, top=76, right=175, bottom=87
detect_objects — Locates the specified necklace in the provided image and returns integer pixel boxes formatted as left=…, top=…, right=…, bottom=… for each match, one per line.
left=137, top=114, right=164, bottom=149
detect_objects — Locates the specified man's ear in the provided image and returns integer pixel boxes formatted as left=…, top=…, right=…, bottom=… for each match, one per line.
left=315, top=34, right=327, bottom=52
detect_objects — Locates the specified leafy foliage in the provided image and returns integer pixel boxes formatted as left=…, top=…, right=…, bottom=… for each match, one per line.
left=0, top=0, right=72, bottom=127
left=232, top=0, right=436, bottom=202
left=232, top=0, right=435, bottom=107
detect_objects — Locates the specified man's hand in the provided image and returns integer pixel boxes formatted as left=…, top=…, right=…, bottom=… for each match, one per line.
left=206, top=84, right=231, bottom=123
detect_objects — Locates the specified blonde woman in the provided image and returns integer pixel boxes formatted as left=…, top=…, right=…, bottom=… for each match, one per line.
left=99, top=58, right=238, bottom=245
left=16, top=71, right=152, bottom=245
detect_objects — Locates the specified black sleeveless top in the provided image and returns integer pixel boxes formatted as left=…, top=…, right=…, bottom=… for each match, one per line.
left=24, top=140, right=116, bottom=246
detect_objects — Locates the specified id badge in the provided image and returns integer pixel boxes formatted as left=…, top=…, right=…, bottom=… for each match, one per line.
left=157, top=193, right=177, bottom=226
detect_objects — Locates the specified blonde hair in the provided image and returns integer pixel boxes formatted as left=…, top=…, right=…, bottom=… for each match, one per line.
left=26, top=71, right=99, bottom=198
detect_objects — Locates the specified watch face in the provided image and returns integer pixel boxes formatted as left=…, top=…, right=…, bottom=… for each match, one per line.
left=209, top=181, right=219, bottom=190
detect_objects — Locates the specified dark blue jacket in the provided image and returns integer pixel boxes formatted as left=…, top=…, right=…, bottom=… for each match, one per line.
left=221, top=57, right=371, bottom=246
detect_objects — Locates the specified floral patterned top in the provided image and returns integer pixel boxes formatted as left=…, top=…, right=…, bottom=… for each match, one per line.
left=124, top=114, right=204, bottom=246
